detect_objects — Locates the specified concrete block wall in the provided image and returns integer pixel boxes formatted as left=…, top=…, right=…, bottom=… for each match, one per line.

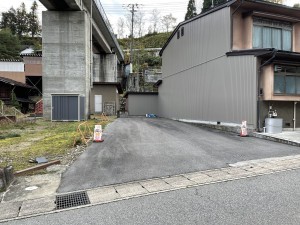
left=42, top=11, right=91, bottom=119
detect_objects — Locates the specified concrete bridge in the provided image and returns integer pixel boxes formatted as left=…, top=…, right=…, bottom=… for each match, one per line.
left=39, top=0, right=124, bottom=120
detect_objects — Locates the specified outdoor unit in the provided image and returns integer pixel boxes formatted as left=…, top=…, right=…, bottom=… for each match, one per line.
left=51, top=94, right=85, bottom=121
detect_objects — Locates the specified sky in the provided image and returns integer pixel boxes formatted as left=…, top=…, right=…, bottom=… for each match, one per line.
left=100, top=0, right=204, bottom=37
left=0, top=0, right=299, bottom=36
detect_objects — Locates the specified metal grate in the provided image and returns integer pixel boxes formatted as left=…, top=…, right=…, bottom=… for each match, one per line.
left=55, top=191, right=90, bottom=210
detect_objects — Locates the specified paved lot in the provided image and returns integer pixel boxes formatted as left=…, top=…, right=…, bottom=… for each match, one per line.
left=58, top=118, right=300, bottom=193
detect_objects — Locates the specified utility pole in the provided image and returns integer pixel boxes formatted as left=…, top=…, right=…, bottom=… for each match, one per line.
left=126, top=4, right=139, bottom=64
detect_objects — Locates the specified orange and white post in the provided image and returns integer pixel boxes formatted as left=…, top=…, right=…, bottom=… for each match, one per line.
left=94, top=125, right=104, bottom=142
left=240, top=121, right=248, bottom=137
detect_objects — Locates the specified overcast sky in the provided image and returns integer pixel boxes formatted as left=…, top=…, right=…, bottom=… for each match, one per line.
left=100, top=0, right=203, bottom=36
left=0, top=0, right=299, bottom=36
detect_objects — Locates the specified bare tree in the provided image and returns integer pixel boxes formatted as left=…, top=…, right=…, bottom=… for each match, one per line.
left=135, top=11, right=146, bottom=37
left=196, top=0, right=203, bottom=13
left=117, top=17, right=125, bottom=38
left=161, top=13, right=177, bottom=32
left=125, top=13, right=134, bottom=37
left=147, top=25, right=153, bottom=34
left=150, top=9, right=161, bottom=33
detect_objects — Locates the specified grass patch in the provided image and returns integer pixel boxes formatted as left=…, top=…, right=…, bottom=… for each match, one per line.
left=0, top=133, right=21, bottom=140
left=0, top=117, right=115, bottom=172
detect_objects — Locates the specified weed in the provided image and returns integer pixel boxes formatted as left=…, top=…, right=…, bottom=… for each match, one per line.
left=0, top=117, right=115, bottom=172
left=0, top=133, right=21, bottom=140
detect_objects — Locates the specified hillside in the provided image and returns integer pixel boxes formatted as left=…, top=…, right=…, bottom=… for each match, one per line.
left=118, top=32, right=172, bottom=50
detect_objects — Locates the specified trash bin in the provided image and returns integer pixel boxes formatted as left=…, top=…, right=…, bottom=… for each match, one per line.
left=265, top=118, right=283, bottom=134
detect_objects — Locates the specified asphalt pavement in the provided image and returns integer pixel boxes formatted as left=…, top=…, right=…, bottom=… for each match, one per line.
left=58, top=118, right=300, bottom=192
left=3, top=168, right=300, bottom=225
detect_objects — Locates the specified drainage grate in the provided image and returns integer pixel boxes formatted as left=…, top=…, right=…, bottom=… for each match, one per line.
left=55, top=191, right=90, bottom=210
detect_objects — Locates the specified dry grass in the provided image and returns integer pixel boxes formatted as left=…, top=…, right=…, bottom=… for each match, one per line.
left=0, top=117, right=115, bottom=172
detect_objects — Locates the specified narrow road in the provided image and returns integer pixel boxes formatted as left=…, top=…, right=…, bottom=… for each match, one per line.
left=58, top=118, right=300, bottom=192
left=3, top=169, right=300, bottom=225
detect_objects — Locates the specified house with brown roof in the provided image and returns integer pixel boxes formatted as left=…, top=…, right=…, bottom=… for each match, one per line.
left=0, top=59, right=25, bottom=83
left=21, top=53, right=43, bottom=96
left=158, top=0, right=300, bottom=131
left=0, top=76, right=37, bottom=113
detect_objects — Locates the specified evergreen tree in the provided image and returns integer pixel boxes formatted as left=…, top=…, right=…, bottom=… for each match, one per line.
left=16, top=2, right=29, bottom=38
left=185, top=0, right=197, bottom=20
left=1, top=2, right=41, bottom=39
left=0, top=8, right=17, bottom=35
left=202, top=0, right=227, bottom=13
left=0, top=29, right=21, bottom=59
left=28, top=1, right=41, bottom=37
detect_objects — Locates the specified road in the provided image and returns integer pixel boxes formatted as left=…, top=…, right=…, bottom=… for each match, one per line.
left=3, top=169, right=300, bottom=225
left=58, top=118, right=300, bottom=192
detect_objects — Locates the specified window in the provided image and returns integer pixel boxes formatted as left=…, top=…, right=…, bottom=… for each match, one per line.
left=181, top=27, right=184, bottom=37
left=274, top=65, right=300, bottom=95
left=253, top=17, right=292, bottom=51
left=177, top=31, right=180, bottom=39
left=0, top=86, right=10, bottom=98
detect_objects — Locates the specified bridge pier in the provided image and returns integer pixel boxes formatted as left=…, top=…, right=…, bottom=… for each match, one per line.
left=42, top=10, right=92, bottom=120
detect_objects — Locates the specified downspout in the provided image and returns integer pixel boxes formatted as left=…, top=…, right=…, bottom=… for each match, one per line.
left=294, top=102, right=297, bottom=131
left=257, top=49, right=278, bottom=131
left=230, top=0, right=244, bottom=51
left=90, top=0, right=93, bottom=85
left=89, top=0, right=93, bottom=118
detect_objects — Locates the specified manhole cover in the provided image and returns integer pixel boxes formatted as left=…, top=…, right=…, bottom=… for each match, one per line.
left=55, top=191, right=90, bottom=210
left=25, top=186, right=39, bottom=191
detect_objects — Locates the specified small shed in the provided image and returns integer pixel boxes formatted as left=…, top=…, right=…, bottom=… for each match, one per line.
left=51, top=94, right=85, bottom=121
left=124, top=92, right=158, bottom=116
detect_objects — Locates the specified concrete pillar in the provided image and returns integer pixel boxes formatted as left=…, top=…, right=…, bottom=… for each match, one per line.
left=42, top=11, right=91, bottom=120
left=93, top=53, right=117, bottom=83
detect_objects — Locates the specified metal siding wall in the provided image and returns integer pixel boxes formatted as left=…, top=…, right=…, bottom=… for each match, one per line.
left=159, top=7, right=258, bottom=128
left=128, top=95, right=158, bottom=116
left=158, top=55, right=257, bottom=127
left=162, top=7, right=231, bottom=79
left=0, top=62, right=24, bottom=72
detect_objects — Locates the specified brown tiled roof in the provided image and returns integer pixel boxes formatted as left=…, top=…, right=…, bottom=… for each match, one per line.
left=0, top=76, right=37, bottom=89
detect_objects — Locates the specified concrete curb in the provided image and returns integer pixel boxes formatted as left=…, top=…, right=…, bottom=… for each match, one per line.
left=186, top=121, right=300, bottom=147
left=251, top=132, right=300, bottom=147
